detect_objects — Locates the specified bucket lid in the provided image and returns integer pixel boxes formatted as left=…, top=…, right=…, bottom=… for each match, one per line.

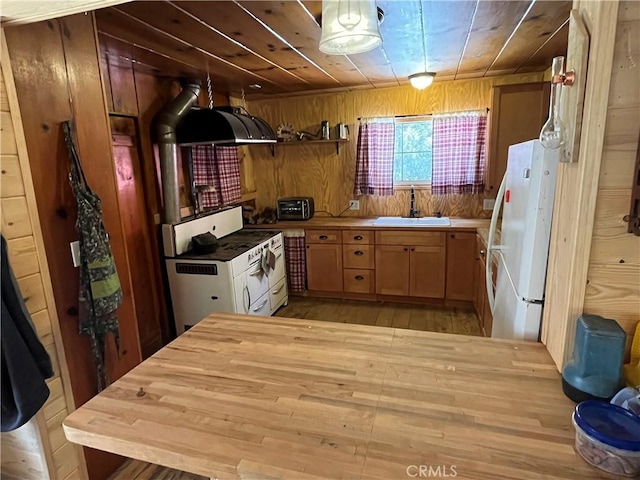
left=574, top=401, right=640, bottom=451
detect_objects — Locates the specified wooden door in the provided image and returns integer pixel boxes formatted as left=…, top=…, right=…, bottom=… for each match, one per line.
left=482, top=290, right=493, bottom=337
left=375, top=245, right=410, bottom=296
left=445, top=232, right=476, bottom=301
left=486, top=82, right=551, bottom=193
left=111, top=117, right=165, bottom=358
left=409, top=246, right=446, bottom=298
left=306, top=243, right=343, bottom=292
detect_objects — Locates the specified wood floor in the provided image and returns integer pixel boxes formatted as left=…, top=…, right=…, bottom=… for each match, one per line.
left=110, top=299, right=481, bottom=480
left=275, top=296, right=483, bottom=336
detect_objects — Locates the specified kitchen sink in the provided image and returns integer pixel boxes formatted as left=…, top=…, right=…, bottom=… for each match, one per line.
left=373, top=216, right=451, bottom=226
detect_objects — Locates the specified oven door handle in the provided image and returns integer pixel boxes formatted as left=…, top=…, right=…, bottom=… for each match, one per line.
left=271, top=284, right=284, bottom=295
left=243, top=284, right=250, bottom=314
left=252, top=298, right=269, bottom=312
left=249, top=267, right=263, bottom=277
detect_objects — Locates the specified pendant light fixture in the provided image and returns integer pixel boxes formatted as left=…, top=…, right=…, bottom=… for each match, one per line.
left=319, top=0, right=383, bottom=55
left=409, top=1, right=436, bottom=89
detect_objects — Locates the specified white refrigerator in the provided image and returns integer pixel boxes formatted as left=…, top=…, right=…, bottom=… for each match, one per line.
left=486, top=140, right=559, bottom=341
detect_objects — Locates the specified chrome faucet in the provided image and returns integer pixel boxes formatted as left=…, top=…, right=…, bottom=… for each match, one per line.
left=409, top=185, right=420, bottom=218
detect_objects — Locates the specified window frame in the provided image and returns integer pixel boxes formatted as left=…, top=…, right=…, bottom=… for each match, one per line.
left=393, top=115, right=434, bottom=187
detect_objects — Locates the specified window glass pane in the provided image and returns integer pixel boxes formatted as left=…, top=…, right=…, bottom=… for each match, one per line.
left=393, top=119, right=433, bottom=183
left=402, top=153, right=431, bottom=181
left=394, top=124, right=402, bottom=152
left=402, top=122, right=430, bottom=153
left=393, top=154, right=403, bottom=182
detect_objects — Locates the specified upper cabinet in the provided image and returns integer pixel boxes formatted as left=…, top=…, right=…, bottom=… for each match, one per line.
left=486, top=82, right=551, bottom=195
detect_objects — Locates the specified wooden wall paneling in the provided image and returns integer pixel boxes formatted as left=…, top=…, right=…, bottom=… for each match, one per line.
left=487, top=1, right=572, bottom=75
left=1, top=28, right=86, bottom=480
left=541, top=0, right=621, bottom=369
left=0, top=155, right=26, bottom=197
left=100, top=53, right=114, bottom=112
left=248, top=72, right=545, bottom=219
left=111, top=128, right=164, bottom=357
left=5, top=13, right=143, bottom=480
left=107, top=59, right=138, bottom=115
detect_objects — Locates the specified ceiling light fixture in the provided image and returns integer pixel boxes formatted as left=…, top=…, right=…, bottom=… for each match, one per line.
left=409, top=1, right=436, bottom=89
left=319, top=0, right=383, bottom=55
left=409, top=72, right=436, bottom=90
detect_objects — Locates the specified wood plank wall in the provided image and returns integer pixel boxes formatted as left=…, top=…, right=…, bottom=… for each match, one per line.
left=4, top=14, right=144, bottom=480
left=0, top=30, right=86, bottom=480
left=542, top=0, right=640, bottom=368
left=583, top=2, right=640, bottom=353
left=247, top=72, right=545, bottom=218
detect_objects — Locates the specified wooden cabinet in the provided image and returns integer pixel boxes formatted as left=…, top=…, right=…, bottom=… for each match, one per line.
left=410, top=246, right=446, bottom=298
left=445, top=232, right=476, bottom=301
left=343, top=269, right=375, bottom=294
left=473, top=234, right=494, bottom=337
left=375, top=245, right=410, bottom=296
left=486, top=82, right=550, bottom=193
left=306, top=229, right=343, bottom=292
left=375, top=232, right=446, bottom=299
left=306, top=243, right=343, bottom=292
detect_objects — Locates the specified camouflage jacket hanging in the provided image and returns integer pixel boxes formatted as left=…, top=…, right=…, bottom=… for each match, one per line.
left=63, top=121, right=122, bottom=391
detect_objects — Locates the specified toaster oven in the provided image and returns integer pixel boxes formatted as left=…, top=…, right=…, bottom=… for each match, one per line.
left=277, top=197, right=315, bottom=221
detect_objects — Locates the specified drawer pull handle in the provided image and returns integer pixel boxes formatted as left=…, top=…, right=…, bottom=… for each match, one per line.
left=271, top=285, right=284, bottom=294
left=211, top=296, right=218, bottom=300
left=355, top=275, right=364, bottom=280
left=354, top=250, right=364, bottom=256
left=252, top=299, right=269, bottom=312
left=354, top=235, right=363, bottom=240
left=319, top=235, right=328, bottom=240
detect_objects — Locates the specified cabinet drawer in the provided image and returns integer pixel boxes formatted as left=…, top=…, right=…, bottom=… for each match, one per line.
left=375, top=230, right=445, bottom=247
left=306, top=229, right=342, bottom=244
left=343, top=244, right=374, bottom=269
left=343, top=269, right=375, bottom=294
left=342, top=230, right=373, bottom=244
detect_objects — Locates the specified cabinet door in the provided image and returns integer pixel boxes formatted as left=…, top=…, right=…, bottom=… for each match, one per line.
left=409, top=246, right=445, bottom=298
left=375, top=245, right=410, bottom=296
left=445, top=232, right=476, bottom=301
left=306, top=243, right=343, bottom=292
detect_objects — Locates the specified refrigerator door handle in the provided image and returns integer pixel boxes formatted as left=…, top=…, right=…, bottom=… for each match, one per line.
left=487, top=172, right=507, bottom=316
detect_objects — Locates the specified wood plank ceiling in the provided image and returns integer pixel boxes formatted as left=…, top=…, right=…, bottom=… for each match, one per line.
left=95, top=0, right=571, bottom=97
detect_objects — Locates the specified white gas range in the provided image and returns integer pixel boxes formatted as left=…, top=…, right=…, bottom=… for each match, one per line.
left=162, top=206, right=288, bottom=335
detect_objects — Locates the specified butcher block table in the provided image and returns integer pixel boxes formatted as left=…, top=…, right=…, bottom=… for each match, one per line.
left=63, top=313, right=601, bottom=480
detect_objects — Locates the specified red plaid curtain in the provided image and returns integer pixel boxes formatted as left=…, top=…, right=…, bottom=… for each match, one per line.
left=353, top=120, right=395, bottom=196
left=432, top=113, right=487, bottom=195
left=283, top=231, right=306, bottom=292
left=191, top=145, right=242, bottom=208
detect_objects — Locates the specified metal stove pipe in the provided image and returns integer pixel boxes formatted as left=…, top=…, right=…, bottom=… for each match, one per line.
left=154, top=79, right=201, bottom=224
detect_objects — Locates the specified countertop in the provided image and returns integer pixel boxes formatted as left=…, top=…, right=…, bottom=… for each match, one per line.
left=63, top=313, right=600, bottom=480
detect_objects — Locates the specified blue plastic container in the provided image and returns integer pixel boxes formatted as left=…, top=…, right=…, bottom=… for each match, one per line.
left=572, top=401, right=640, bottom=477
left=562, top=315, right=626, bottom=402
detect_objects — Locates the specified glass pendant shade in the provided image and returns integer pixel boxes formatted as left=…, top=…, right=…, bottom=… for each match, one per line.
left=409, top=72, right=436, bottom=90
left=540, top=56, right=566, bottom=149
left=319, top=0, right=382, bottom=55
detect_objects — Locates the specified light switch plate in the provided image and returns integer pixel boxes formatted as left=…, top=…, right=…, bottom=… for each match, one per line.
left=483, top=199, right=496, bottom=211
left=349, top=200, right=360, bottom=210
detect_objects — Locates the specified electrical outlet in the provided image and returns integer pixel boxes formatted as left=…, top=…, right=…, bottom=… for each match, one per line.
left=483, top=199, right=496, bottom=210
left=349, top=200, right=360, bottom=210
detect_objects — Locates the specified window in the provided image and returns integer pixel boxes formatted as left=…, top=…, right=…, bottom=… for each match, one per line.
left=393, top=117, right=433, bottom=185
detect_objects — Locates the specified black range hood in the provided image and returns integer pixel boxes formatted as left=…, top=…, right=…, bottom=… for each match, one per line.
left=175, top=106, right=276, bottom=146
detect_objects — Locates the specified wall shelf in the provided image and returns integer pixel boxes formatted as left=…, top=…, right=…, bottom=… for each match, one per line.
left=270, top=139, right=349, bottom=156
